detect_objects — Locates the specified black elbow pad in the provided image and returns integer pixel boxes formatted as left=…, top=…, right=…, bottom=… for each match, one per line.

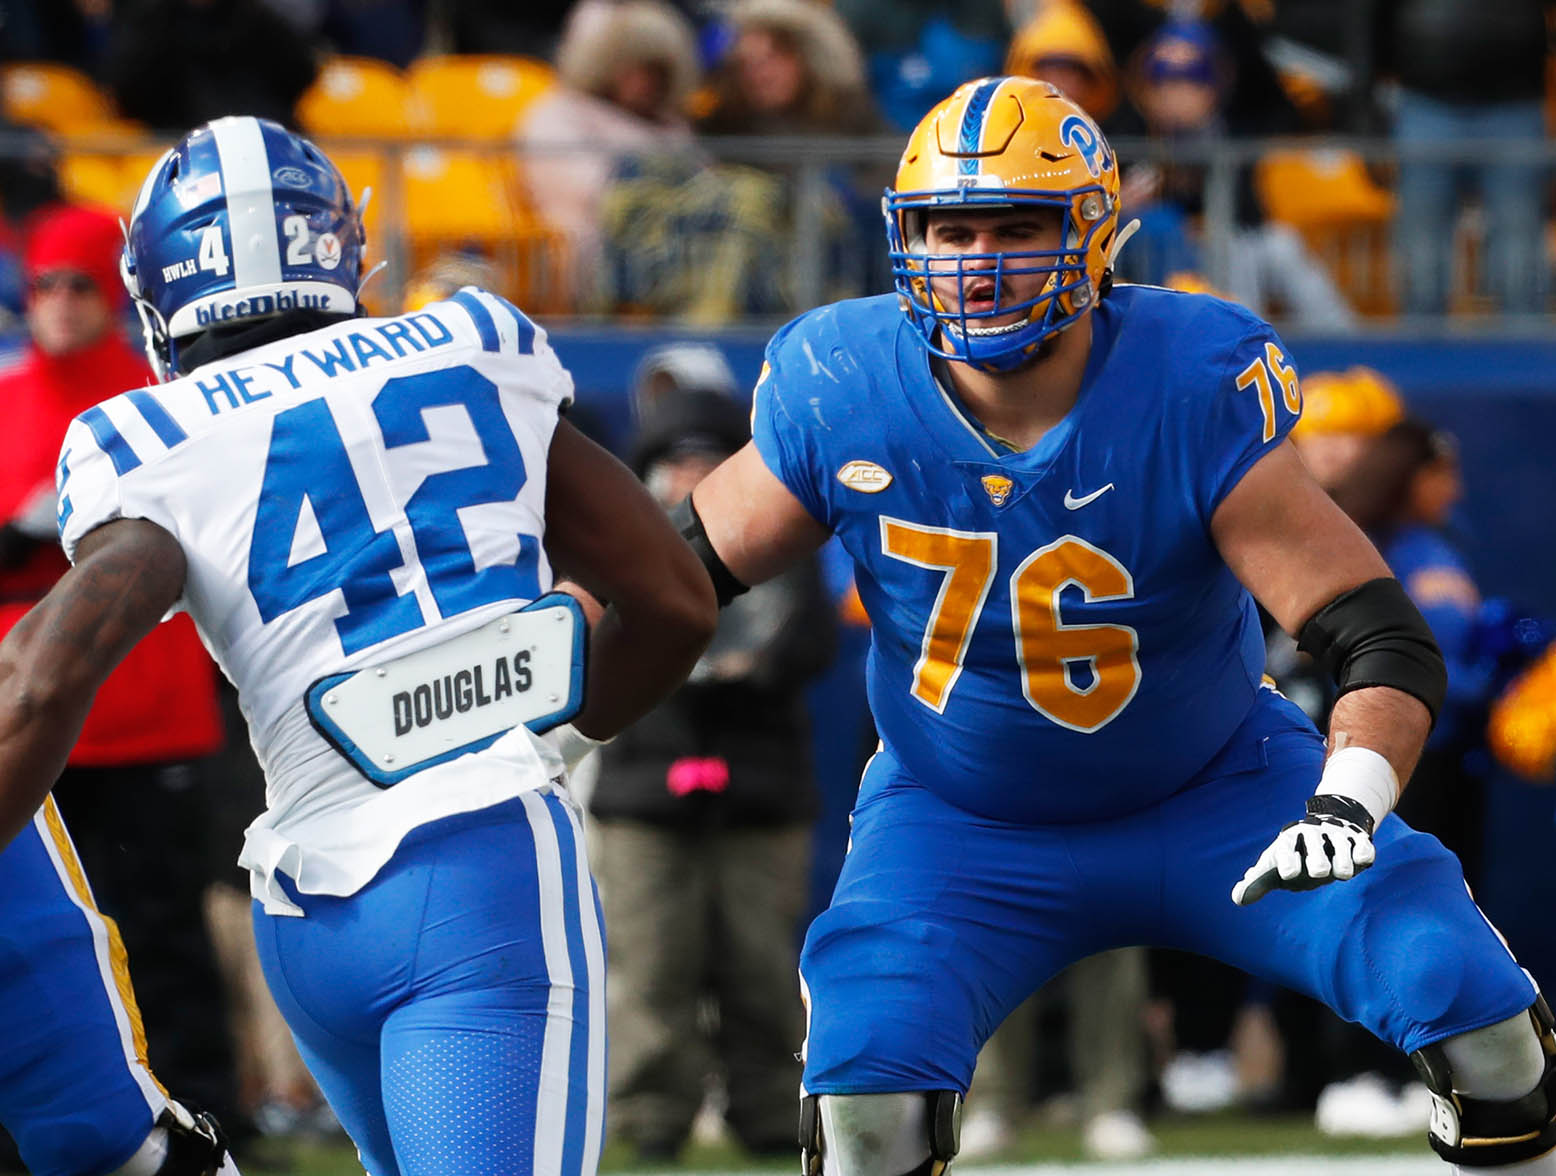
left=1297, top=576, right=1447, bottom=724
left=669, top=495, right=749, bottom=609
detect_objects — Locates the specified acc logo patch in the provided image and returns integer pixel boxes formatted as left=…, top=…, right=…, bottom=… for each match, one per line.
left=273, top=166, right=311, bottom=188
left=836, top=460, right=892, bottom=493
left=981, top=474, right=1014, bottom=506
left=314, top=233, right=342, bottom=269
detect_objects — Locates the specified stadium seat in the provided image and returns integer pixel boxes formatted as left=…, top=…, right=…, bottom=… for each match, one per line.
left=1254, top=148, right=1397, bottom=316
left=59, top=151, right=132, bottom=212
left=402, top=145, right=519, bottom=242
left=406, top=55, right=557, bottom=140
left=397, top=145, right=573, bottom=313
left=296, top=56, right=413, bottom=140
left=0, top=63, right=141, bottom=139
left=60, top=146, right=175, bottom=218
left=1254, top=148, right=1394, bottom=231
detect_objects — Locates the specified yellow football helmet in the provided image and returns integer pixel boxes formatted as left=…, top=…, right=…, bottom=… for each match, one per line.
left=885, top=76, right=1123, bottom=371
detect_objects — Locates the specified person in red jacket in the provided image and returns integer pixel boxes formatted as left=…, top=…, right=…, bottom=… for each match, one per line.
left=0, top=203, right=247, bottom=1149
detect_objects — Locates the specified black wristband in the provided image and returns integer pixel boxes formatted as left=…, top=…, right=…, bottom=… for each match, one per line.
left=1305, top=793, right=1375, bottom=835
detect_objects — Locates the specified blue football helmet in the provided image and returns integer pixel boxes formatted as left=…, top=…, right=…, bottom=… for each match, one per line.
left=121, top=116, right=368, bottom=379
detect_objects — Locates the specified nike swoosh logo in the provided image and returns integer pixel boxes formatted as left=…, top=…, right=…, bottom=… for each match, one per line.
left=1063, top=483, right=1115, bottom=510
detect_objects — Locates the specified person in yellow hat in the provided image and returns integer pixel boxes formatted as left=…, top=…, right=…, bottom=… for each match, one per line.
left=1289, top=365, right=1405, bottom=491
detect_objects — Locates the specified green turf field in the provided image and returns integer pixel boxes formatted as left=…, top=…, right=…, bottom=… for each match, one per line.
left=236, top=1110, right=1437, bottom=1175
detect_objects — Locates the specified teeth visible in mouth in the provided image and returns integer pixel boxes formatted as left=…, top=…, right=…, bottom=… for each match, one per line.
left=945, top=316, right=1028, bottom=338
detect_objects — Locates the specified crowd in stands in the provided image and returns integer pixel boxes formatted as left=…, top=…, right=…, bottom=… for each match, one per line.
left=0, top=0, right=1551, bottom=324
left=0, top=1, right=1553, bottom=1170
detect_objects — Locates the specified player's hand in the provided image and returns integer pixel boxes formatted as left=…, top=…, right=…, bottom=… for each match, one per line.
left=1232, top=796, right=1376, bottom=905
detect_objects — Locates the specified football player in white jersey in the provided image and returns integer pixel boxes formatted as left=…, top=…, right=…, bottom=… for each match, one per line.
left=0, top=116, right=717, bottom=1176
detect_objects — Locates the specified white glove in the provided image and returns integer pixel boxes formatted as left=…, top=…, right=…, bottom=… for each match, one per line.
left=1232, top=803, right=1376, bottom=905
left=1232, top=746, right=1397, bottom=906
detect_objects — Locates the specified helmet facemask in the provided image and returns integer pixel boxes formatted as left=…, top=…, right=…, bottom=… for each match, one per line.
left=886, top=185, right=1114, bottom=372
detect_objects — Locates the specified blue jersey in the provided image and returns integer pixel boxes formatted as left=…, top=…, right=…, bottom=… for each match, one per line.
left=752, top=286, right=1306, bottom=823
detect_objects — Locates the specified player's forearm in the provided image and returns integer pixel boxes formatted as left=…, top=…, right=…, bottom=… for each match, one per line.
left=1325, top=684, right=1433, bottom=805
left=568, top=577, right=717, bottom=741
left=0, top=618, right=98, bottom=850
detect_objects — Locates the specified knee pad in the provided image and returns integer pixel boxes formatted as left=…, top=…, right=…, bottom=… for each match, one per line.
left=1411, top=995, right=1556, bottom=1168
left=800, top=1091, right=961, bottom=1176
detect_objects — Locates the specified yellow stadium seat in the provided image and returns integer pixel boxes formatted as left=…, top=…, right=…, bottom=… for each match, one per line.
left=406, top=55, right=557, bottom=140
left=0, top=63, right=142, bottom=139
left=296, top=57, right=413, bottom=140
left=402, top=146, right=520, bottom=241
left=320, top=146, right=387, bottom=238
left=1255, top=148, right=1394, bottom=230
left=59, top=152, right=130, bottom=211
left=60, top=146, right=175, bottom=218
left=118, top=146, right=174, bottom=205
left=1255, top=149, right=1397, bottom=316
left=397, top=146, right=576, bottom=313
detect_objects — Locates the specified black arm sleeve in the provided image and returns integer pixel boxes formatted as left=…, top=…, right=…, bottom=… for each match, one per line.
left=669, top=495, right=749, bottom=608
left=1297, top=576, right=1448, bottom=724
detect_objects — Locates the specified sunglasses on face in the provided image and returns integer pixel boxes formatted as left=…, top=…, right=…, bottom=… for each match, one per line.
left=30, top=271, right=98, bottom=296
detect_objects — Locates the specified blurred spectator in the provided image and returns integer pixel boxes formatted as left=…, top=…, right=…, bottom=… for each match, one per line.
left=1298, top=413, right=1501, bottom=1139
left=1489, top=643, right=1556, bottom=783
left=438, top=0, right=621, bottom=59
left=1088, top=0, right=1304, bottom=136
left=590, top=357, right=835, bottom=1159
left=1289, top=365, right=1405, bottom=492
left=1330, top=418, right=1495, bottom=882
left=259, top=0, right=426, bottom=69
left=696, top=0, right=888, bottom=307
left=834, top=0, right=1010, bottom=131
left=518, top=1, right=801, bottom=320
left=0, top=0, right=113, bottom=71
left=1109, top=19, right=1356, bottom=330
left=0, top=204, right=241, bottom=1139
left=0, top=119, right=66, bottom=334
left=962, top=950, right=1156, bottom=1162
left=514, top=0, right=700, bottom=303
left=1373, top=0, right=1551, bottom=315
left=698, top=0, right=885, bottom=136
left=101, top=0, right=319, bottom=131
left=1004, top=0, right=1119, bottom=122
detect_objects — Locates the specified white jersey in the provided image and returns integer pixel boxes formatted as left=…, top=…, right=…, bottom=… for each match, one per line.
left=57, top=289, right=575, bottom=914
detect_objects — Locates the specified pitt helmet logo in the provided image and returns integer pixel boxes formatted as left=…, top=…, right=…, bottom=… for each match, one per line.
left=1059, top=114, right=1111, bottom=178
left=836, top=460, right=893, bottom=493
left=981, top=474, right=1014, bottom=506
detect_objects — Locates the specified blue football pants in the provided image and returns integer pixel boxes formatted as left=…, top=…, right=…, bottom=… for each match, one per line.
left=0, top=797, right=168, bottom=1176
left=252, top=790, right=605, bottom=1176
left=800, top=690, right=1538, bottom=1094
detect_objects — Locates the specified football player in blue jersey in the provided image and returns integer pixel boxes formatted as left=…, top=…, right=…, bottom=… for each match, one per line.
left=680, top=78, right=1556, bottom=1175
left=0, top=116, right=716, bottom=1176
left=0, top=800, right=240, bottom=1176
